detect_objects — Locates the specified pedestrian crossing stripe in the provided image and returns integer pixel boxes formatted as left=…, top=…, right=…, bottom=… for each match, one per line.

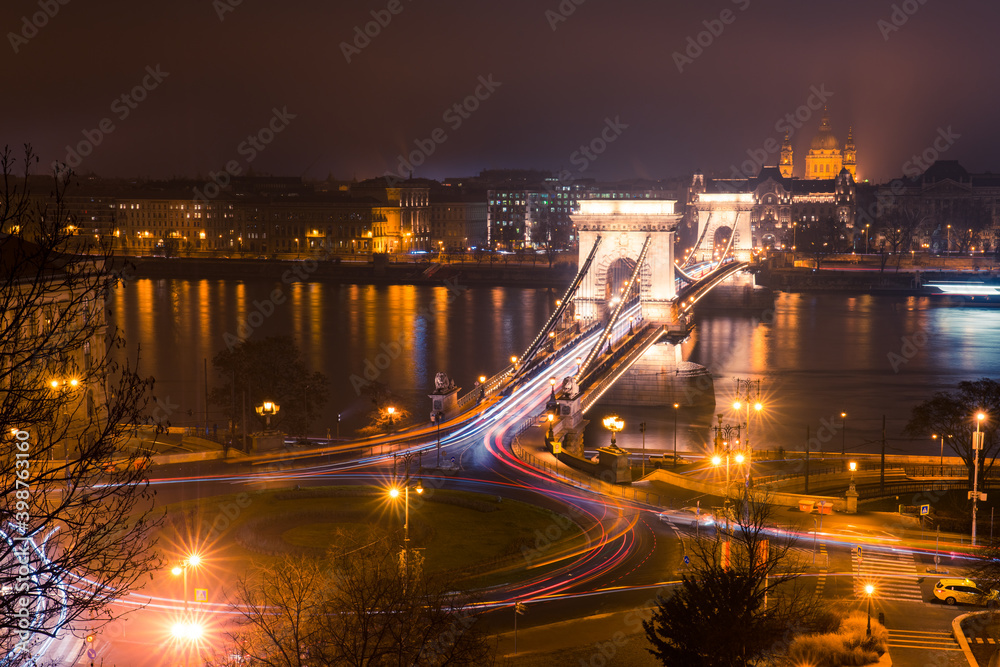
left=852, top=549, right=923, bottom=602
left=887, top=629, right=961, bottom=651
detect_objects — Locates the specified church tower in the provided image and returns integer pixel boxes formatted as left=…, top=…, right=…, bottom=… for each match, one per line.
left=804, top=107, right=844, bottom=180
left=779, top=133, right=794, bottom=178
left=842, top=126, right=857, bottom=179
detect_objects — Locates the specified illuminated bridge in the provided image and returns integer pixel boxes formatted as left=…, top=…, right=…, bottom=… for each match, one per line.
left=445, top=199, right=750, bottom=458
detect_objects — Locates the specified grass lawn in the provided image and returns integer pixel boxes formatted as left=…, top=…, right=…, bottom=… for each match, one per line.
left=159, top=485, right=589, bottom=590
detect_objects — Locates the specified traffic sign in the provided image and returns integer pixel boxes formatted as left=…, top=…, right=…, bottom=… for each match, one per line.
left=920, top=504, right=930, bottom=516
left=195, top=588, right=208, bottom=602
left=968, top=491, right=988, bottom=501
left=87, top=648, right=97, bottom=659
left=856, top=546, right=863, bottom=562
left=683, top=555, right=690, bottom=565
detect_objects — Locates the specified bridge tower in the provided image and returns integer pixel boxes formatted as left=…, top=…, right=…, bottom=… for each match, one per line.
left=572, top=200, right=682, bottom=326
left=687, top=176, right=755, bottom=262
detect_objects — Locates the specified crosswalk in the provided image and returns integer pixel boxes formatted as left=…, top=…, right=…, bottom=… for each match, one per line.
left=852, top=548, right=924, bottom=602
left=888, top=629, right=961, bottom=651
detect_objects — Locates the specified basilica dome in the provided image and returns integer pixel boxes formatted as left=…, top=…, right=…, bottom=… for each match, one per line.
left=810, top=110, right=839, bottom=151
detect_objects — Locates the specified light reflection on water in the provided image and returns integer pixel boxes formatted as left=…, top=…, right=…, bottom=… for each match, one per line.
left=111, top=280, right=1000, bottom=455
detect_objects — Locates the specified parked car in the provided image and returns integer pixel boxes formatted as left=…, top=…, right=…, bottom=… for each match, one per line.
left=934, top=578, right=1000, bottom=606
left=657, top=507, right=714, bottom=527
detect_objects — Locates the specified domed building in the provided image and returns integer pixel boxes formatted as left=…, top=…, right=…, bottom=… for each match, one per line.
left=802, top=107, right=857, bottom=180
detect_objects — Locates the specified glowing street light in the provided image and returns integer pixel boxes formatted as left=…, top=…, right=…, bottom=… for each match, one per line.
left=389, top=456, right=423, bottom=582
left=255, top=400, right=279, bottom=429
left=386, top=405, right=396, bottom=425
left=973, top=412, right=987, bottom=545
left=603, top=415, right=624, bottom=447
left=864, top=584, right=875, bottom=636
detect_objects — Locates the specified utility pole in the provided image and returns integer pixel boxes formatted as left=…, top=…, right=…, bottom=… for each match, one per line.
left=805, top=425, right=810, bottom=494
left=242, top=390, right=248, bottom=452
left=880, top=415, right=886, bottom=497
left=204, top=358, right=209, bottom=437
left=640, top=422, right=647, bottom=476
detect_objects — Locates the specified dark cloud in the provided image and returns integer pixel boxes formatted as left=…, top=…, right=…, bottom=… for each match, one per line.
left=3, top=0, right=997, bottom=182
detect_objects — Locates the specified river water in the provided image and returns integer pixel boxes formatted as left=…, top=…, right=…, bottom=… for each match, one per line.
left=109, top=278, right=1000, bottom=458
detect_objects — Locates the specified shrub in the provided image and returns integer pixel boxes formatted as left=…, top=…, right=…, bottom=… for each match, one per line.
left=787, top=610, right=886, bottom=666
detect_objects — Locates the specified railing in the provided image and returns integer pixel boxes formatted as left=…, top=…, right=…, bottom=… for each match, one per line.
left=456, top=364, right=514, bottom=410
left=579, top=324, right=665, bottom=414
left=510, top=438, right=668, bottom=509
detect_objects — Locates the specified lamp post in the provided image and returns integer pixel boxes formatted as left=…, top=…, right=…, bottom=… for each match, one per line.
left=547, top=413, right=555, bottom=440
left=973, top=412, right=986, bottom=546
left=387, top=405, right=396, bottom=426
left=865, top=584, right=875, bottom=636
left=432, top=411, right=444, bottom=467
left=849, top=461, right=857, bottom=494
left=603, top=415, right=624, bottom=447
left=639, top=422, right=647, bottom=476
left=337, top=412, right=341, bottom=441
left=841, top=412, right=847, bottom=456
left=478, top=375, right=487, bottom=401
left=255, top=400, right=279, bottom=430
left=389, top=455, right=423, bottom=583
left=170, top=554, right=202, bottom=615
left=732, top=378, right=762, bottom=488
left=48, top=377, right=80, bottom=460
left=673, top=403, right=680, bottom=468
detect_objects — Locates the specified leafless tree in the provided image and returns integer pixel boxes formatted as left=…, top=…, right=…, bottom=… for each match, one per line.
left=644, top=490, right=828, bottom=666
left=0, top=146, right=160, bottom=662
left=218, top=527, right=496, bottom=666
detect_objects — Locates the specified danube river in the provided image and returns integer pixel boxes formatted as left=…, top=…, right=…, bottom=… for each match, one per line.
left=110, top=278, right=1000, bottom=458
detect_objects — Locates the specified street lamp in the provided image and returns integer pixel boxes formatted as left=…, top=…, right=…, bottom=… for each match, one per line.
left=432, top=411, right=444, bottom=467
left=841, top=412, right=847, bottom=455
left=603, top=415, right=624, bottom=448
left=549, top=377, right=557, bottom=401
left=973, top=412, right=987, bottom=546
left=732, top=378, right=762, bottom=487
left=47, top=377, right=81, bottom=460
left=387, top=405, right=396, bottom=426
left=255, top=400, right=279, bottom=430
left=849, top=461, right=857, bottom=494
left=478, top=375, right=487, bottom=401
left=171, top=553, right=202, bottom=616
left=639, top=422, right=647, bottom=476
left=388, top=456, right=424, bottom=582
left=547, top=413, right=555, bottom=440
left=865, top=583, right=875, bottom=636
left=673, top=403, right=680, bottom=468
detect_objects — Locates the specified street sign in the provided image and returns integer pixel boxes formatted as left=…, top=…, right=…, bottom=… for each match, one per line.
left=974, top=432, right=985, bottom=450
left=195, top=588, right=208, bottom=602
left=856, top=546, right=863, bottom=562
left=86, top=648, right=97, bottom=659
left=514, top=602, right=527, bottom=615
left=920, top=504, right=930, bottom=516
left=968, top=491, right=988, bottom=501
left=683, top=555, right=690, bottom=565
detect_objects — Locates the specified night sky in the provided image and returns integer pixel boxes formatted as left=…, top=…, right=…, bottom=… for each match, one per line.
left=5, top=0, right=999, bottom=183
